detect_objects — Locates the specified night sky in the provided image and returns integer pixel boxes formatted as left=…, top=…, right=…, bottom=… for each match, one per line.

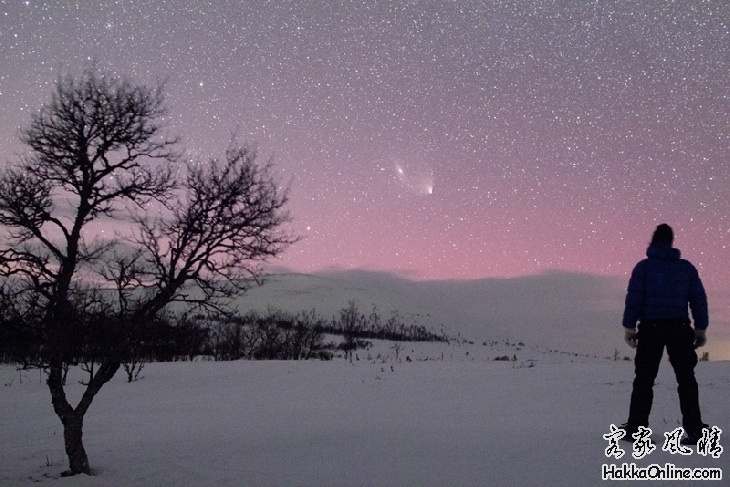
left=1, top=1, right=728, bottom=321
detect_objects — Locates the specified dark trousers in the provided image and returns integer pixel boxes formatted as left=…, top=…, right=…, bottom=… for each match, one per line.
left=627, top=320, right=704, bottom=433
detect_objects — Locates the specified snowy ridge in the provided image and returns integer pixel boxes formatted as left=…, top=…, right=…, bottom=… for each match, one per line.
left=235, top=270, right=730, bottom=361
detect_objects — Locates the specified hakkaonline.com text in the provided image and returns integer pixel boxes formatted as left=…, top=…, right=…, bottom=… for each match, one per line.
left=602, top=425, right=723, bottom=481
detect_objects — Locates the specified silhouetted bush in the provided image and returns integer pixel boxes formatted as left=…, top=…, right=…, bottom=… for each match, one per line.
left=1, top=298, right=448, bottom=364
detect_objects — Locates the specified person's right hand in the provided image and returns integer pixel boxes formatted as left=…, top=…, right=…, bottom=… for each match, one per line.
left=694, top=329, right=706, bottom=349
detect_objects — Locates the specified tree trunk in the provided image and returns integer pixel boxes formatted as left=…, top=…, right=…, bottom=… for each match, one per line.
left=47, top=360, right=91, bottom=476
left=61, top=411, right=90, bottom=476
left=47, top=359, right=121, bottom=476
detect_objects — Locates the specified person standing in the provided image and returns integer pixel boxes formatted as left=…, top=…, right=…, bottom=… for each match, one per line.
left=621, top=224, right=709, bottom=445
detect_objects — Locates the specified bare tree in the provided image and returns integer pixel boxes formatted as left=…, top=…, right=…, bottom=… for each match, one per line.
left=0, top=66, right=296, bottom=476
left=339, top=300, right=364, bottom=362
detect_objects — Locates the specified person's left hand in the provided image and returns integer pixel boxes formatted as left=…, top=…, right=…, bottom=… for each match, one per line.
left=624, top=328, right=638, bottom=349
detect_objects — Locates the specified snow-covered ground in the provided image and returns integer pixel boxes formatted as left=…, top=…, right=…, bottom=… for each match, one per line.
left=1, top=340, right=727, bottom=486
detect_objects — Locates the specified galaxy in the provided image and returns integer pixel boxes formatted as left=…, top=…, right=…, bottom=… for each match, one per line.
left=0, top=1, right=728, bottom=320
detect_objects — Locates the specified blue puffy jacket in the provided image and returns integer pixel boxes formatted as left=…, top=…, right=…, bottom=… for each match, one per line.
left=622, top=244, right=708, bottom=330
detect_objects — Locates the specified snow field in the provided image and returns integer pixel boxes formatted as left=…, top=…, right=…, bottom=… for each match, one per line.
left=1, top=342, right=728, bottom=486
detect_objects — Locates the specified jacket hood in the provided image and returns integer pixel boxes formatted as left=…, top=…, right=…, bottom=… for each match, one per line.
left=646, top=245, right=681, bottom=260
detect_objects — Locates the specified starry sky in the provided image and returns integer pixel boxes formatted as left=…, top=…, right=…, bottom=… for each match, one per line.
left=1, top=1, right=728, bottom=321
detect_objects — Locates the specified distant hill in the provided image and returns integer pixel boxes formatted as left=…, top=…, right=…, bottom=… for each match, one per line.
left=230, top=270, right=631, bottom=359
left=232, top=269, right=730, bottom=360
